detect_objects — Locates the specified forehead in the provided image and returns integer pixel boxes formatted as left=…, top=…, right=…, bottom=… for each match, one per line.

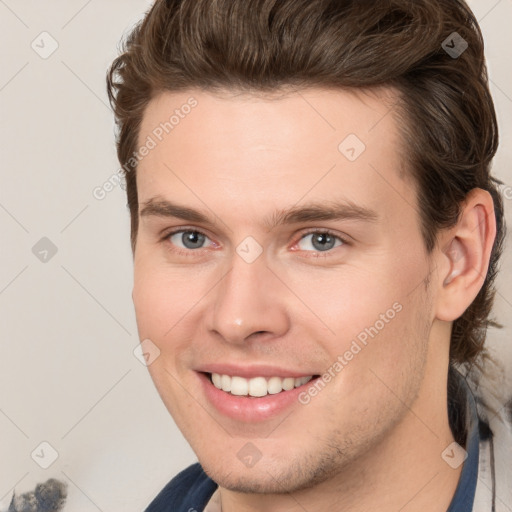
left=139, top=86, right=400, bottom=157
left=136, top=87, right=414, bottom=227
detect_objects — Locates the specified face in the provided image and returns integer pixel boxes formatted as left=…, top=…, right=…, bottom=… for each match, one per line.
left=133, top=87, right=437, bottom=493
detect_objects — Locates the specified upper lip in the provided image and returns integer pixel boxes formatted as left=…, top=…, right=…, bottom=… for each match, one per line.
left=196, top=363, right=318, bottom=379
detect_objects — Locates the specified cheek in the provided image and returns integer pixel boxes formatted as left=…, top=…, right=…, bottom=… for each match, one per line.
left=281, top=251, right=430, bottom=377
left=132, top=269, right=166, bottom=339
left=306, top=298, right=430, bottom=439
left=132, top=264, right=206, bottom=415
left=132, top=260, right=206, bottom=339
left=281, top=265, right=407, bottom=339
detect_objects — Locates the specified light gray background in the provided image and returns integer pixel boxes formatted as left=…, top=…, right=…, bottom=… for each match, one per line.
left=0, top=1, right=511, bottom=510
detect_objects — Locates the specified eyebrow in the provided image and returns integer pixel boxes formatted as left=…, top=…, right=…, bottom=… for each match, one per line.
left=139, top=196, right=379, bottom=230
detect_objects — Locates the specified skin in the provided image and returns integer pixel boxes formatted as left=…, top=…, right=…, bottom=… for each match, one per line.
left=132, top=87, right=496, bottom=511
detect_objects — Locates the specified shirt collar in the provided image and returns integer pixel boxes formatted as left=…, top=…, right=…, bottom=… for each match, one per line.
left=446, top=367, right=480, bottom=511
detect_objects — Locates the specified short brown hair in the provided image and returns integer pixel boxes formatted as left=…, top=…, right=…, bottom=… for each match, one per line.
left=106, top=0, right=505, bottom=364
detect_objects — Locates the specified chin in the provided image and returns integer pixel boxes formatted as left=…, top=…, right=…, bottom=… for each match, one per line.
left=198, top=443, right=353, bottom=495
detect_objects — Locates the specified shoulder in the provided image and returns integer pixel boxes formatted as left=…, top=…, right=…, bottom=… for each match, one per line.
left=145, top=463, right=218, bottom=512
left=462, top=354, right=512, bottom=511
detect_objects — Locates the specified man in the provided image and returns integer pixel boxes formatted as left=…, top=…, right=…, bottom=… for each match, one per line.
left=106, top=0, right=510, bottom=510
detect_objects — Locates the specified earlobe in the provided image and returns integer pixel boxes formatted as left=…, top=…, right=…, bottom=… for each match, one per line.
left=435, top=189, right=496, bottom=322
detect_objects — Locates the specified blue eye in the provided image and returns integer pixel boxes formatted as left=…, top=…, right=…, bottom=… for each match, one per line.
left=164, top=229, right=345, bottom=256
left=297, top=232, right=344, bottom=252
left=168, top=230, right=211, bottom=250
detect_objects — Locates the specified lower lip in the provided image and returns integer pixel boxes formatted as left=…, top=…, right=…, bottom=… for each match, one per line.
left=198, top=372, right=318, bottom=423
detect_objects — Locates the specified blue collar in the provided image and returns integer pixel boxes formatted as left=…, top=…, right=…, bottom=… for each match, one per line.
left=446, top=369, right=480, bottom=511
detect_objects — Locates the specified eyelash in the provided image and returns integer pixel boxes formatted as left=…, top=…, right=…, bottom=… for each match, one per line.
left=161, top=227, right=349, bottom=259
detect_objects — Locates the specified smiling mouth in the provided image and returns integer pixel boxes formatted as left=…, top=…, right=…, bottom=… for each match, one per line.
left=207, top=372, right=320, bottom=397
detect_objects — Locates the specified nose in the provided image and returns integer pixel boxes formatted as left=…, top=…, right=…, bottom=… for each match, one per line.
left=206, top=253, right=290, bottom=345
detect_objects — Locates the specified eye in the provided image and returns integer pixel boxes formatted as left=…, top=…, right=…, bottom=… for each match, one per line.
left=164, top=229, right=345, bottom=255
left=168, top=230, right=213, bottom=250
left=296, top=231, right=345, bottom=252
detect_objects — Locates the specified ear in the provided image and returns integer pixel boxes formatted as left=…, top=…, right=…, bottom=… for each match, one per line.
left=434, top=188, right=496, bottom=322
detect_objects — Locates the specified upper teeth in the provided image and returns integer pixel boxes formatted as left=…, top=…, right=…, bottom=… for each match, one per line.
left=211, top=373, right=313, bottom=397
